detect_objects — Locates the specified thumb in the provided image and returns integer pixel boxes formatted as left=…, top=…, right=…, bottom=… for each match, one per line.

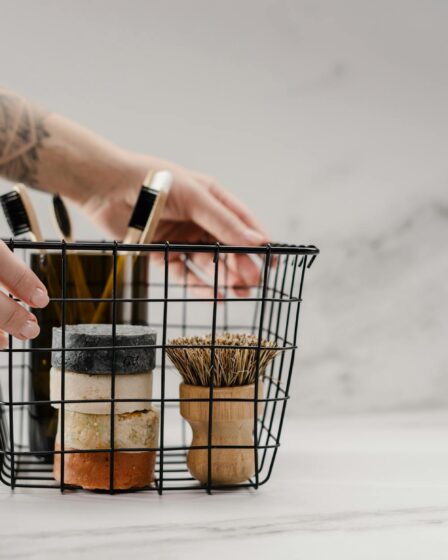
left=0, top=240, right=49, bottom=308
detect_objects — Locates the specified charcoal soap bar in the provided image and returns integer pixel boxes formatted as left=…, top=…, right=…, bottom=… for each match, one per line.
left=51, top=324, right=157, bottom=374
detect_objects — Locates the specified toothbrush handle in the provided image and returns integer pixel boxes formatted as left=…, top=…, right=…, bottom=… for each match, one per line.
left=68, top=254, right=96, bottom=323
left=91, top=255, right=127, bottom=324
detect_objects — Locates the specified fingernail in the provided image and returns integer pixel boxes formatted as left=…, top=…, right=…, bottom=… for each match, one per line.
left=20, top=320, right=40, bottom=339
left=245, top=229, right=267, bottom=245
left=31, top=287, right=49, bottom=307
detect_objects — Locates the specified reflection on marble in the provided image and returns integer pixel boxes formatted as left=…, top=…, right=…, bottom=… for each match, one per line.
left=1, top=411, right=448, bottom=559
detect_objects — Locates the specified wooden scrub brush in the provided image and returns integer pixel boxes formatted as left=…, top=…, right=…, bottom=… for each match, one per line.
left=167, top=332, right=278, bottom=485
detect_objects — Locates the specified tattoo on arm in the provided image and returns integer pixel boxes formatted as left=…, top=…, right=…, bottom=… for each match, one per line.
left=0, top=88, right=50, bottom=186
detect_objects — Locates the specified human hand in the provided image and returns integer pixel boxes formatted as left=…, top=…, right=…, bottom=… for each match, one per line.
left=0, top=240, right=49, bottom=348
left=82, top=154, right=270, bottom=296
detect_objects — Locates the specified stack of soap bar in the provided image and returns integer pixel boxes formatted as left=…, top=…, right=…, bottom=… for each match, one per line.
left=50, top=324, right=158, bottom=491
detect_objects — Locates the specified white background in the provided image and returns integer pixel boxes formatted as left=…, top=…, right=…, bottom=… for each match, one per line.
left=1, top=0, right=447, bottom=413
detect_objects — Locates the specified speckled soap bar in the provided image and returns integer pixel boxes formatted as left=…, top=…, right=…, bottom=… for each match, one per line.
left=51, top=324, right=157, bottom=374
left=56, top=408, right=159, bottom=450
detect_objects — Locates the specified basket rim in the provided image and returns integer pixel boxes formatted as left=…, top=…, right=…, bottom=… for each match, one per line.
left=1, top=238, right=319, bottom=256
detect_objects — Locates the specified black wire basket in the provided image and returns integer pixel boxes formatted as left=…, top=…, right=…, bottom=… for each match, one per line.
left=0, top=240, right=319, bottom=494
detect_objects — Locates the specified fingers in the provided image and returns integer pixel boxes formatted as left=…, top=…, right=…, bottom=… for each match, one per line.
left=189, top=252, right=252, bottom=297
left=0, top=329, right=8, bottom=350
left=0, top=290, right=40, bottom=341
left=0, top=240, right=49, bottom=308
left=194, top=177, right=278, bottom=269
left=208, top=184, right=278, bottom=269
left=149, top=251, right=219, bottom=298
left=169, top=257, right=220, bottom=299
left=204, top=178, right=269, bottom=239
left=0, top=240, right=47, bottom=344
left=227, top=253, right=262, bottom=287
left=190, top=185, right=267, bottom=247
left=150, top=250, right=249, bottom=298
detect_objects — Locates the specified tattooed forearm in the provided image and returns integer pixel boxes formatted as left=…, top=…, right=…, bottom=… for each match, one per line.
left=0, top=88, right=50, bottom=186
left=0, top=86, right=141, bottom=207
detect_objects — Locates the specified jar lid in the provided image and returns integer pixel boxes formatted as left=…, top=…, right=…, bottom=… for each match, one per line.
left=51, top=324, right=157, bottom=374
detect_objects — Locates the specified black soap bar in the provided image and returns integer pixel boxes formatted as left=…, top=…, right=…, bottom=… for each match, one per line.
left=51, top=324, right=157, bottom=374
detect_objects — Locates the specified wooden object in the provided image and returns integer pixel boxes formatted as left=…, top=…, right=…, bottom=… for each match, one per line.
left=180, top=382, right=264, bottom=485
left=52, top=194, right=95, bottom=323
left=14, top=184, right=64, bottom=321
left=92, top=170, right=172, bottom=324
left=14, top=184, right=44, bottom=242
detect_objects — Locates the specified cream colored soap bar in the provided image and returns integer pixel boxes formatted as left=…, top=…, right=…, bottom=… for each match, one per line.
left=50, top=367, right=153, bottom=415
left=56, top=408, right=159, bottom=451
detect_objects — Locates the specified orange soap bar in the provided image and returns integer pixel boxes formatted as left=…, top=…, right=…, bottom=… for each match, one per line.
left=54, top=444, right=156, bottom=490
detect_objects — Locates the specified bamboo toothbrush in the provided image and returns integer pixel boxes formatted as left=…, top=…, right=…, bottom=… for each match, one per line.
left=52, top=194, right=95, bottom=323
left=92, top=170, right=173, bottom=324
left=1, top=184, right=44, bottom=242
left=137, top=170, right=172, bottom=247
left=0, top=184, right=65, bottom=321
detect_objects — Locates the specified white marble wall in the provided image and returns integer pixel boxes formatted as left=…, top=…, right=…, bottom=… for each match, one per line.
left=0, top=0, right=447, bottom=413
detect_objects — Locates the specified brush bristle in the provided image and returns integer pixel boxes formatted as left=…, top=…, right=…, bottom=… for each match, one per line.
left=0, top=190, right=32, bottom=237
left=52, top=194, right=71, bottom=239
left=128, top=186, right=157, bottom=231
left=166, top=333, right=278, bottom=388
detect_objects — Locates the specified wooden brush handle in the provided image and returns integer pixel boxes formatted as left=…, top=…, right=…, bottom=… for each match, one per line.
left=68, top=255, right=96, bottom=323
left=180, top=383, right=264, bottom=485
left=15, top=185, right=67, bottom=321
left=91, top=254, right=127, bottom=324
left=92, top=171, right=171, bottom=324
left=15, top=184, right=44, bottom=242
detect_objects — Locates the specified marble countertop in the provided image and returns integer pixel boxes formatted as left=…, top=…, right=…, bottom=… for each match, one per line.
left=1, top=410, right=448, bottom=559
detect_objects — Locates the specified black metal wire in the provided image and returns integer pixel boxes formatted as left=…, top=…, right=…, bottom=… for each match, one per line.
left=253, top=245, right=272, bottom=489
left=158, top=242, right=170, bottom=494
left=0, top=240, right=318, bottom=493
left=59, top=240, right=67, bottom=491
left=3, top=239, right=319, bottom=256
left=7, top=239, right=15, bottom=489
left=206, top=244, right=220, bottom=494
left=109, top=242, right=118, bottom=494
left=263, top=254, right=307, bottom=483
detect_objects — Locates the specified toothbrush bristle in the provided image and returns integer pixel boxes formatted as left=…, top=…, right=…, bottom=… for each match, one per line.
left=127, top=186, right=157, bottom=232
left=53, top=194, right=71, bottom=239
left=0, top=190, right=32, bottom=237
